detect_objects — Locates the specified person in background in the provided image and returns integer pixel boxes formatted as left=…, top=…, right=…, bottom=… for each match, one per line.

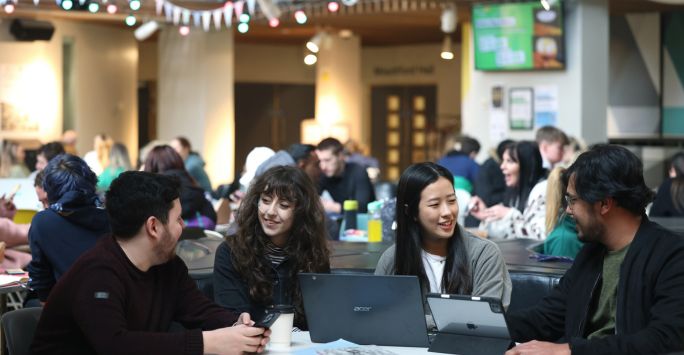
left=0, top=140, right=29, bottom=178
left=34, top=142, right=65, bottom=174
left=31, top=171, right=270, bottom=355
left=83, top=133, right=113, bottom=176
left=28, top=154, right=110, bottom=302
left=375, top=162, right=511, bottom=328
left=170, top=136, right=213, bottom=194
left=317, top=137, right=375, bottom=213
left=506, top=145, right=684, bottom=355
left=542, top=167, right=583, bottom=258
left=61, top=130, right=78, bottom=156
left=0, top=192, right=31, bottom=269
left=255, top=144, right=321, bottom=183
left=472, top=139, right=513, bottom=208
left=535, top=125, right=568, bottom=171
left=470, top=141, right=547, bottom=240
left=97, top=142, right=132, bottom=192
left=34, top=170, right=48, bottom=209
left=143, top=145, right=217, bottom=229
left=436, top=135, right=481, bottom=192
left=343, top=139, right=380, bottom=183
left=650, top=152, right=684, bottom=217
left=213, top=166, right=330, bottom=330
left=562, top=136, right=586, bottom=167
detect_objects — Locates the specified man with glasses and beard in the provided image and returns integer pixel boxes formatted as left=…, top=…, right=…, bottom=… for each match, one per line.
left=32, top=171, right=270, bottom=355
left=506, top=145, right=684, bottom=355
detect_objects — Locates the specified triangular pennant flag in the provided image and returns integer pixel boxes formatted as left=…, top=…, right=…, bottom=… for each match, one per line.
left=33, top=0, right=40, bottom=6
left=164, top=2, right=172, bottom=20
left=172, top=6, right=182, bottom=25
left=212, top=9, right=222, bottom=30
left=192, top=11, right=201, bottom=27
left=201, top=11, right=211, bottom=31
left=246, top=0, right=255, bottom=15
left=182, top=9, right=190, bottom=24
left=233, top=0, right=243, bottom=18
left=223, top=2, right=233, bottom=27
left=155, top=0, right=163, bottom=15
left=78, top=0, right=85, bottom=5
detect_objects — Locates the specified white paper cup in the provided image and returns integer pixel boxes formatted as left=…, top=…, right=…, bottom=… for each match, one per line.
left=267, top=306, right=295, bottom=351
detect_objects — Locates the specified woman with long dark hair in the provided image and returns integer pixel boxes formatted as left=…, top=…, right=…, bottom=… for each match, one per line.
left=470, top=141, right=548, bottom=239
left=143, top=145, right=216, bottom=229
left=650, top=152, right=684, bottom=217
left=213, top=166, right=330, bottom=330
left=375, top=162, right=511, bottom=326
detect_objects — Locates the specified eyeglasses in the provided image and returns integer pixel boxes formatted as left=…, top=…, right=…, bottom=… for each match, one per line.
left=564, top=194, right=579, bottom=207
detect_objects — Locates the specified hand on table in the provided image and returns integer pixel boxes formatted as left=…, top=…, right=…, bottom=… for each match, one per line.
left=0, top=196, right=17, bottom=219
left=204, top=322, right=270, bottom=355
left=505, top=340, right=570, bottom=355
left=468, top=196, right=488, bottom=221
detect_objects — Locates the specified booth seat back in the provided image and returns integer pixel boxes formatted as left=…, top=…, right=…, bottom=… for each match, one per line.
left=509, top=271, right=561, bottom=313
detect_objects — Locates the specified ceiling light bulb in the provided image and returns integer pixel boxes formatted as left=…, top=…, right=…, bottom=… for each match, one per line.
left=61, top=0, right=73, bottom=10
left=306, top=33, right=323, bottom=53
left=4, top=3, right=15, bottom=13
left=304, top=54, right=317, bottom=65
left=268, top=18, right=279, bottom=28
left=125, top=14, right=137, bottom=26
left=327, top=1, right=339, bottom=12
left=441, top=36, right=454, bottom=60
left=129, top=0, right=140, bottom=11
left=294, top=10, right=307, bottom=24
left=239, top=13, right=249, bottom=23
left=106, top=3, right=116, bottom=13
left=179, top=25, right=190, bottom=36
left=88, top=2, right=99, bottom=12
left=237, top=22, right=249, bottom=33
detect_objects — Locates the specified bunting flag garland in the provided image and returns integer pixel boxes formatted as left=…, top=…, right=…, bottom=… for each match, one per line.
left=233, top=0, right=243, bottom=18
left=223, top=1, right=233, bottom=27
left=163, top=2, right=172, bottom=20
left=192, top=11, right=200, bottom=27
left=245, top=0, right=254, bottom=15
left=172, top=5, right=181, bottom=24
left=182, top=8, right=190, bottom=24
left=155, top=0, right=162, bottom=15
left=201, top=10, right=211, bottom=31
left=212, top=9, right=222, bottom=30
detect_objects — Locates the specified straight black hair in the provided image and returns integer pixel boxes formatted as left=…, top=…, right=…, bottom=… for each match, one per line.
left=394, top=162, right=472, bottom=294
left=503, top=141, right=544, bottom=212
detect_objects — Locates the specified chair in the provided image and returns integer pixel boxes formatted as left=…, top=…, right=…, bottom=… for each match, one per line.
left=1, top=307, right=42, bottom=355
left=508, top=271, right=561, bottom=312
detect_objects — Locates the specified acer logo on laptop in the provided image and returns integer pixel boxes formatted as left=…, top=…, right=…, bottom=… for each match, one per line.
left=466, top=323, right=478, bottom=330
left=353, top=306, right=372, bottom=312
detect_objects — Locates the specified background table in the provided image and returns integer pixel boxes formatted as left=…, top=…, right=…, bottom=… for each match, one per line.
left=266, top=331, right=452, bottom=354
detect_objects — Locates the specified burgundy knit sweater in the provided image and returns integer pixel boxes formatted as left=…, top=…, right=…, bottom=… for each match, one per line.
left=31, top=235, right=238, bottom=355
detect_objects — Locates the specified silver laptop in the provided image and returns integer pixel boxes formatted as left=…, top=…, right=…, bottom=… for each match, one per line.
left=426, top=294, right=511, bottom=355
left=298, top=273, right=429, bottom=347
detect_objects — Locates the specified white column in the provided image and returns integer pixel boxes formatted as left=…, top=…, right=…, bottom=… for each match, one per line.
left=315, top=33, right=363, bottom=142
left=158, top=29, right=235, bottom=186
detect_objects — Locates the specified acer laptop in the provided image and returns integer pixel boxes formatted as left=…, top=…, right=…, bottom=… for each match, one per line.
left=298, top=273, right=429, bottom=347
left=426, top=294, right=512, bottom=355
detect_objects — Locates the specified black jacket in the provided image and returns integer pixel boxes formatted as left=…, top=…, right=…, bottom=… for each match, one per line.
left=507, top=218, right=684, bottom=354
left=213, top=242, right=308, bottom=329
left=163, top=169, right=216, bottom=223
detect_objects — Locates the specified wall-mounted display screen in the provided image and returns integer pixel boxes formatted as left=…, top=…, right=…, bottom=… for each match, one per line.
left=473, top=1, right=565, bottom=71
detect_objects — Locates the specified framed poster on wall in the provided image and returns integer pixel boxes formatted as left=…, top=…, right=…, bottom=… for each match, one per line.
left=509, top=87, right=534, bottom=130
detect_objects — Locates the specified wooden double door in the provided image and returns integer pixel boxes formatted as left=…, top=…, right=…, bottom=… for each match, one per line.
left=371, top=85, right=437, bottom=181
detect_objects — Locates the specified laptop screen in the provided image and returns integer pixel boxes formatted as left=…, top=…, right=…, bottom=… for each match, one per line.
left=298, top=273, right=429, bottom=347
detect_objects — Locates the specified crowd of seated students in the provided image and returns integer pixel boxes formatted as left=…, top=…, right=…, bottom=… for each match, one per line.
left=3, top=129, right=684, bottom=354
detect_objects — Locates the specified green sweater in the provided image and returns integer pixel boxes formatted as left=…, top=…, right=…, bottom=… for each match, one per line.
left=543, top=214, right=584, bottom=259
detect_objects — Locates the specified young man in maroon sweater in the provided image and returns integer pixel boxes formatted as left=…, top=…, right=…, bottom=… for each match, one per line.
left=31, top=171, right=270, bottom=355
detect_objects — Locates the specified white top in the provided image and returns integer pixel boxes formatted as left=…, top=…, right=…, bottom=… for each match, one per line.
left=484, top=179, right=549, bottom=240
left=421, top=250, right=446, bottom=293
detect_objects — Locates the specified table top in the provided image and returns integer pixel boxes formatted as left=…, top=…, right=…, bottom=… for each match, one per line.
left=265, top=331, right=451, bottom=354
left=179, top=234, right=570, bottom=278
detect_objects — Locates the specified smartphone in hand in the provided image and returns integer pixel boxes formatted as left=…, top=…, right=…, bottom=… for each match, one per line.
left=253, top=311, right=280, bottom=329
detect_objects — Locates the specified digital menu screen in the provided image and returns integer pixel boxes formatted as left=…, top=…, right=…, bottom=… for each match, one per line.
left=473, top=2, right=565, bottom=71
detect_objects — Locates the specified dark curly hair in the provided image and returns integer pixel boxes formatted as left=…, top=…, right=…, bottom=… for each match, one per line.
left=563, top=144, right=654, bottom=215
left=228, top=165, right=330, bottom=324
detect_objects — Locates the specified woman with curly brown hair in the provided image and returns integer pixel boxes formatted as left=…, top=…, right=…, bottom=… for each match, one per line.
left=213, top=165, right=330, bottom=330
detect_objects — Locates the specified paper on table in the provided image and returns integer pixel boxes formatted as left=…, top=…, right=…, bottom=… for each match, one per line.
left=293, top=339, right=398, bottom=355
left=0, top=274, right=24, bottom=286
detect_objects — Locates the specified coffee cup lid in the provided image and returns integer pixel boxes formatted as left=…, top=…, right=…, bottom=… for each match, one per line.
left=270, top=304, right=295, bottom=314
